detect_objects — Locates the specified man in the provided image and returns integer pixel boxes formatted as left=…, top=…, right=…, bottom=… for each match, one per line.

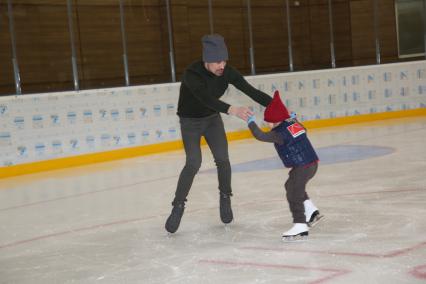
left=165, top=34, right=272, bottom=233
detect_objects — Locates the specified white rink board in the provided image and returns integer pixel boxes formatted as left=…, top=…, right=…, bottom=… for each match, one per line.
left=0, top=60, right=425, bottom=167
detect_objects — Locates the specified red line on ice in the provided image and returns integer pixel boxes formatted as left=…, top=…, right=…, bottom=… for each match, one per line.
left=199, top=259, right=351, bottom=284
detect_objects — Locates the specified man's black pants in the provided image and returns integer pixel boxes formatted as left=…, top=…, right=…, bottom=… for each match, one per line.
left=173, top=114, right=231, bottom=204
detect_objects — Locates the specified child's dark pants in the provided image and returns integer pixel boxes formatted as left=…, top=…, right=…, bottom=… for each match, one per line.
left=285, top=162, right=318, bottom=223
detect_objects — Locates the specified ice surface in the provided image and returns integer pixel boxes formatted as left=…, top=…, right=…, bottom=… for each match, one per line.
left=1, top=117, right=425, bottom=283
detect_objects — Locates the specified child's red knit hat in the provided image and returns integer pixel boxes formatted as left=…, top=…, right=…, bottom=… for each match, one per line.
left=264, top=90, right=290, bottom=123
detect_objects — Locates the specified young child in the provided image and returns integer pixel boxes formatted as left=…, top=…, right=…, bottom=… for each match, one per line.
left=247, top=90, right=323, bottom=241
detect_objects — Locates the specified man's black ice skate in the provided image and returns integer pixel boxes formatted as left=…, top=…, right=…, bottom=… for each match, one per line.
left=219, top=192, right=233, bottom=224
left=165, top=202, right=185, bottom=233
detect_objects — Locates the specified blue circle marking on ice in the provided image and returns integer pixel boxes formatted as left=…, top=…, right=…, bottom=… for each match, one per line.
left=202, top=145, right=395, bottom=173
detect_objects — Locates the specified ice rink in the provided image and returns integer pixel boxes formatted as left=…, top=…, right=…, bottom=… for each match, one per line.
left=1, top=116, right=426, bottom=284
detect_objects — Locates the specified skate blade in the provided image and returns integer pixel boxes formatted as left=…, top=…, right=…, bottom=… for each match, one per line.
left=223, top=222, right=233, bottom=231
left=281, top=235, right=308, bottom=242
left=166, top=232, right=174, bottom=238
left=308, top=214, right=324, bottom=228
left=282, top=231, right=308, bottom=242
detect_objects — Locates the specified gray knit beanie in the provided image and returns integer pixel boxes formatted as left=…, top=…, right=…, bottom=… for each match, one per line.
left=202, top=34, right=229, bottom=63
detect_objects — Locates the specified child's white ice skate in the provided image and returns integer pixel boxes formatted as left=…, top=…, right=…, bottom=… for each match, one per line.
left=304, top=199, right=323, bottom=227
left=282, top=223, right=309, bottom=242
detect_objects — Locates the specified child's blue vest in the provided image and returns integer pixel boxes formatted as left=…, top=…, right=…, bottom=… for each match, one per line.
left=272, top=119, right=319, bottom=168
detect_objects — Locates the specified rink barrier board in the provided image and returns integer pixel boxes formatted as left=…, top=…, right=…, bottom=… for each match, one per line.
left=1, top=108, right=425, bottom=179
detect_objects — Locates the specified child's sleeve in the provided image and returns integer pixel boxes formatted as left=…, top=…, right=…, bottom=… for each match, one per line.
left=248, top=121, right=284, bottom=144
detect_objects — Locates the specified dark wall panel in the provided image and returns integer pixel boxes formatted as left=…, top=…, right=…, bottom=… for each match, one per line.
left=0, top=4, right=15, bottom=95
left=3, top=2, right=73, bottom=94
left=0, top=0, right=416, bottom=96
left=350, top=0, right=398, bottom=66
left=123, top=1, right=170, bottom=85
left=309, top=1, right=332, bottom=68
left=251, top=0, right=290, bottom=74
left=333, top=1, right=353, bottom=67
left=289, top=1, right=312, bottom=70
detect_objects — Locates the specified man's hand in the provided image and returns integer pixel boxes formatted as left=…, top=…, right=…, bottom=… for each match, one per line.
left=228, top=106, right=254, bottom=121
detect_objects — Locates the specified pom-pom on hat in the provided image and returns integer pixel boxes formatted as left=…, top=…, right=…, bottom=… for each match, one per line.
left=264, top=91, right=290, bottom=123
left=202, top=34, right=229, bottom=63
